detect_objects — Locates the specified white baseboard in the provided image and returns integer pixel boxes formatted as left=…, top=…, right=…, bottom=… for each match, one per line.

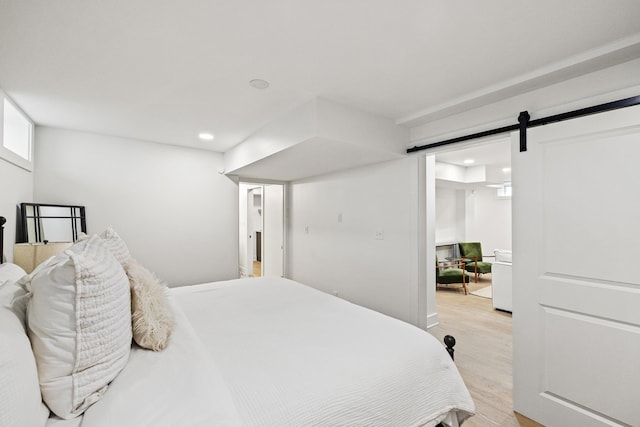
left=426, top=312, right=440, bottom=329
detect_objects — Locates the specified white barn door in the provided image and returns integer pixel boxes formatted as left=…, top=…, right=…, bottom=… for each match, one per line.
left=512, top=104, right=640, bottom=426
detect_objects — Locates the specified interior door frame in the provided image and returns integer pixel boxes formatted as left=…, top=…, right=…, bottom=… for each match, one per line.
left=422, top=135, right=512, bottom=329
left=238, top=178, right=288, bottom=278
left=415, top=92, right=640, bottom=426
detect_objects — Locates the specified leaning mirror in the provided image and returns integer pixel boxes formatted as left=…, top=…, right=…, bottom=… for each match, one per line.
left=19, top=203, right=86, bottom=243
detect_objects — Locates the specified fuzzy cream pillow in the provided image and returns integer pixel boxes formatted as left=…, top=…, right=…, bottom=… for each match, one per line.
left=125, top=259, right=174, bottom=351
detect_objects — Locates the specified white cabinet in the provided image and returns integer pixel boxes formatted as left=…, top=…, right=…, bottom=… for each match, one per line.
left=492, top=250, right=512, bottom=312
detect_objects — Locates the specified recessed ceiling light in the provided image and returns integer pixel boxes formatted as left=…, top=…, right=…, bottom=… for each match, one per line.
left=250, top=79, right=270, bottom=89
left=198, top=132, right=215, bottom=141
left=463, top=159, right=475, bottom=165
left=502, top=167, right=511, bottom=172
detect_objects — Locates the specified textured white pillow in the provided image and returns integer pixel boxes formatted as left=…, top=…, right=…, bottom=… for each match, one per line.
left=78, top=227, right=132, bottom=266
left=125, top=259, right=174, bottom=351
left=26, top=235, right=132, bottom=419
left=0, top=275, right=50, bottom=427
left=98, top=227, right=132, bottom=266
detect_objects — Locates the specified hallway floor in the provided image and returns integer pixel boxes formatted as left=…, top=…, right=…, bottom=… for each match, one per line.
left=253, top=260, right=261, bottom=277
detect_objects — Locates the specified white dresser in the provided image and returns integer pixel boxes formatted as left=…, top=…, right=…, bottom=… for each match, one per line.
left=492, top=249, right=512, bottom=312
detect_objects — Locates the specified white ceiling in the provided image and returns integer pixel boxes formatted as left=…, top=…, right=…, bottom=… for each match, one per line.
left=1, top=0, right=640, bottom=154
left=435, top=137, right=512, bottom=189
left=435, top=137, right=511, bottom=169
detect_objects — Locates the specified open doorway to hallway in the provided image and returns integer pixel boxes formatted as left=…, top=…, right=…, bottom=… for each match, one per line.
left=238, top=182, right=285, bottom=278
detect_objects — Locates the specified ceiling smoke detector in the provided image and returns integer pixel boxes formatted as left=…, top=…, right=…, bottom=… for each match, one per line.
left=250, top=79, right=270, bottom=89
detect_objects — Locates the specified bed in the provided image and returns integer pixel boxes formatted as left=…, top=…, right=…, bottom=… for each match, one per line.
left=0, top=221, right=474, bottom=427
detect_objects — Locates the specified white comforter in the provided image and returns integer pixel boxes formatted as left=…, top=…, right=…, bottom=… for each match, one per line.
left=56, top=277, right=473, bottom=427
left=172, top=277, right=473, bottom=426
left=70, top=298, right=243, bottom=427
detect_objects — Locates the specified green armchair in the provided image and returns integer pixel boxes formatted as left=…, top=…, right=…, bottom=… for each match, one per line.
left=436, top=257, right=469, bottom=295
left=458, top=242, right=492, bottom=283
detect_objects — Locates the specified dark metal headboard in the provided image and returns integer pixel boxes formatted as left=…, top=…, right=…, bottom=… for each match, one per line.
left=0, top=216, right=5, bottom=264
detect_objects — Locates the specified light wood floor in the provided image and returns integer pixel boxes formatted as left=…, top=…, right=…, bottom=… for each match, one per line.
left=253, top=260, right=261, bottom=277
left=429, top=275, right=543, bottom=427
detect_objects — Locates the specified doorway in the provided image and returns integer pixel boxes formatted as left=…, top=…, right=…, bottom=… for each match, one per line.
left=433, top=137, right=512, bottom=293
left=238, top=182, right=285, bottom=278
left=429, top=137, right=519, bottom=426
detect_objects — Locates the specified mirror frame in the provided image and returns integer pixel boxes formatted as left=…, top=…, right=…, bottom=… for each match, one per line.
left=0, top=216, right=5, bottom=263
left=18, top=203, right=87, bottom=243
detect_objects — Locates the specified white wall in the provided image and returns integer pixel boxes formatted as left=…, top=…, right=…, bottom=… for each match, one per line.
left=0, top=157, right=33, bottom=262
left=0, top=90, right=34, bottom=262
left=238, top=183, right=249, bottom=276
left=288, top=156, right=426, bottom=326
left=424, top=155, right=437, bottom=328
left=33, top=127, right=238, bottom=286
left=435, top=187, right=460, bottom=244
left=464, top=186, right=511, bottom=253
left=436, top=184, right=511, bottom=256
left=410, top=58, right=640, bottom=146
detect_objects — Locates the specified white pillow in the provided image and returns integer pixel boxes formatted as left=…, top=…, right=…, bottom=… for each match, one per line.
left=26, top=235, right=132, bottom=419
left=0, top=262, right=27, bottom=283
left=78, top=227, right=132, bottom=266
left=126, top=259, right=174, bottom=351
left=0, top=276, right=50, bottom=427
left=98, top=227, right=132, bottom=266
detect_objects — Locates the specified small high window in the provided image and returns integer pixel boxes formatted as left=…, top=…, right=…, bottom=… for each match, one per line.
left=1, top=91, right=34, bottom=171
left=496, top=182, right=512, bottom=198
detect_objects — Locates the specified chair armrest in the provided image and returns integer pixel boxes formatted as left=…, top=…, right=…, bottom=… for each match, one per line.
left=442, top=257, right=466, bottom=263
left=436, top=261, right=466, bottom=269
left=463, top=255, right=495, bottom=262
